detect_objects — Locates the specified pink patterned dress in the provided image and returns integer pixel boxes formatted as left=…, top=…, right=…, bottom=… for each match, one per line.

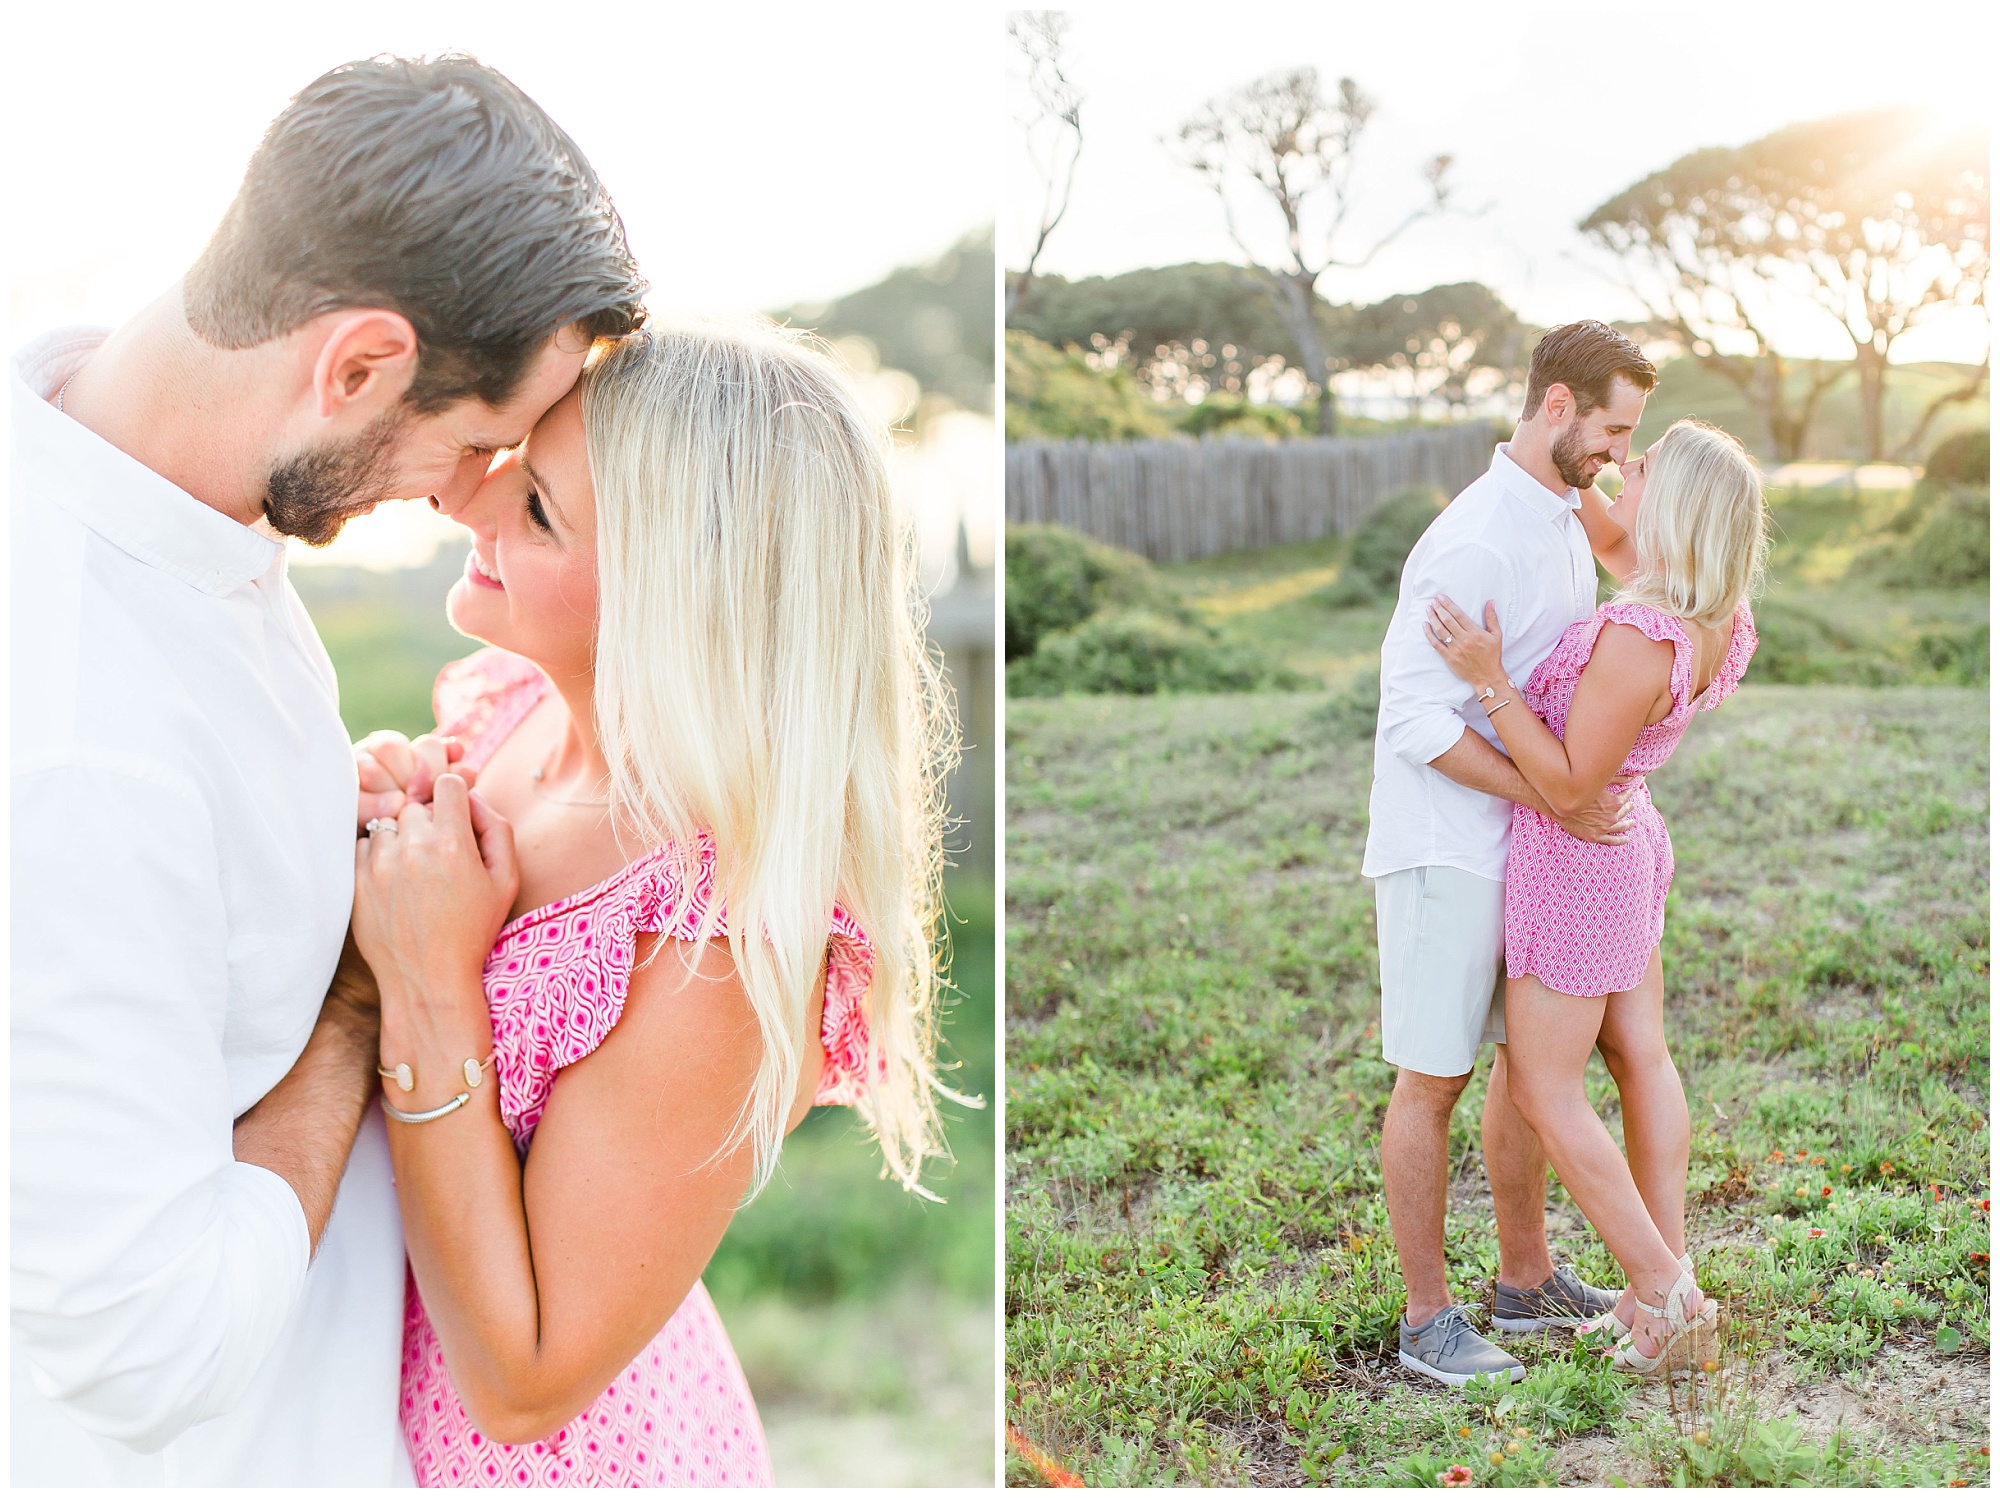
left=399, top=648, right=877, bottom=1486
left=1505, top=600, right=1757, bottom=998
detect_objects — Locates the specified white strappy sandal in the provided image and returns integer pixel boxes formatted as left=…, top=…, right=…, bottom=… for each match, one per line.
left=1575, top=1252, right=1695, bottom=1341
left=1607, top=1267, right=1718, bottom=1378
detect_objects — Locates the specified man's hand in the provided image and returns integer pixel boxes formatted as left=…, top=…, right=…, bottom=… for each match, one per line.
left=355, top=731, right=469, bottom=830
left=1429, top=728, right=1636, bottom=844
left=1553, top=780, right=1637, bottom=847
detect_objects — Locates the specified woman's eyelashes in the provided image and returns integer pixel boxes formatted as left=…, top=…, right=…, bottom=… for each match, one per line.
left=526, top=487, right=554, bottom=534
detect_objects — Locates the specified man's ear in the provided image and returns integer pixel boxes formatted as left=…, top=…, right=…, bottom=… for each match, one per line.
left=309, top=310, right=419, bottom=422
left=1543, top=381, right=1572, bottom=424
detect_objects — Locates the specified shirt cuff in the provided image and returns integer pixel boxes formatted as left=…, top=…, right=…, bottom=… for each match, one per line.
left=1386, top=706, right=1471, bottom=769
left=24, top=1161, right=313, bottom=1453
left=194, top=1162, right=313, bottom=1425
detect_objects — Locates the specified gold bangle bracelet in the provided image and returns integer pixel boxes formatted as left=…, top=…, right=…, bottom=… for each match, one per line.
left=377, top=1052, right=495, bottom=1095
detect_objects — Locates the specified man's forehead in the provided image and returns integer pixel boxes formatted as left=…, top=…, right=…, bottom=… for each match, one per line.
left=1597, top=377, right=1650, bottom=425
left=445, top=344, right=586, bottom=448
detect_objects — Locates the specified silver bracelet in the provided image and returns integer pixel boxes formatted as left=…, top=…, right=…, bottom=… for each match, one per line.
left=382, top=1091, right=472, bottom=1124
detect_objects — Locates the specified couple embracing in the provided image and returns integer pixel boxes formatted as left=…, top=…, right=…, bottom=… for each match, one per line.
left=13, top=56, right=952, bottom=1486
left=1363, top=321, right=1767, bottom=1386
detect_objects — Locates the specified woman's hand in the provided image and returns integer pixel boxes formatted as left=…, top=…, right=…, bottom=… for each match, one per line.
left=1423, top=595, right=1507, bottom=691
left=353, top=774, right=519, bottom=1007
left=355, top=730, right=470, bottom=831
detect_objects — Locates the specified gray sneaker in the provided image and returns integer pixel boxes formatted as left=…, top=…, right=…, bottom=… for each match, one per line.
left=1491, top=1263, right=1620, bottom=1336
left=1397, top=1305, right=1526, bottom=1388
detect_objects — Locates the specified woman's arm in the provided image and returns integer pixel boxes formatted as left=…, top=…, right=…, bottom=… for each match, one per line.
left=1424, top=598, right=1669, bottom=819
left=1575, top=482, right=1639, bottom=583
left=387, top=936, right=766, bottom=1444
left=353, top=777, right=826, bottom=1443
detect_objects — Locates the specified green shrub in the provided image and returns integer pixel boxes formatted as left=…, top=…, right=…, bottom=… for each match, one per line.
left=1004, top=524, right=1184, bottom=662
left=1173, top=392, right=1304, bottom=439
left=1886, top=486, right=1989, bottom=588
left=1915, top=622, right=1990, bottom=684
left=1923, top=427, right=1989, bottom=487
left=1744, top=600, right=1903, bottom=685
left=1319, top=487, right=1447, bottom=605
left=1004, top=331, right=1173, bottom=442
left=1007, top=608, right=1304, bottom=696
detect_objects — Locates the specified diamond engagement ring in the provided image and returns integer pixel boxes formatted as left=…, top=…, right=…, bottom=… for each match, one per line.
left=364, top=818, right=398, bottom=835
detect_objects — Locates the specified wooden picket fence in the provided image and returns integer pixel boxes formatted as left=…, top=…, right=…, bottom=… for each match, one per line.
left=1005, top=423, right=1497, bottom=562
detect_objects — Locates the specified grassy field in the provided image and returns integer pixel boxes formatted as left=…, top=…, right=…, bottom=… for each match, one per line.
left=714, top=883, right=995, bottom=1486
left=1005, top=485, right=1989, bottom=1486
left=293, top=551, right=996, bottom=1486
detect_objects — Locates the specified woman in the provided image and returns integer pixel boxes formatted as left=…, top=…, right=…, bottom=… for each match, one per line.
left=347, top=322, right=957, bottom=1484
left=1424, top=418, right=1766, bottom=1377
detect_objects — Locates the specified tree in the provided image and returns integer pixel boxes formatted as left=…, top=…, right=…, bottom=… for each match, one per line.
left=1582, top=110, right=1987, bottom=461
left=1010, top=262, right=1340, bottom=402
left=775, top=228, right=995, bottom=413
left=1170, top=67, right=1450, bottom=435
left=1343, top=282, right=1534, bottom=417
left=1007, top=12, right=1083, bottom=321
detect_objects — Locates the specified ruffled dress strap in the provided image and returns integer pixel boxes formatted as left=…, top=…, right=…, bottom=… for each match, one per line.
left=814, top=906, right=879, bottom=1107
left=432, top=647, right=550, bottom=772
left=1695, top=600, right=1759, bottom=711
left=487, top=836, right=879, bottom=1135
left=1595, top=601, right=1695, bottom=710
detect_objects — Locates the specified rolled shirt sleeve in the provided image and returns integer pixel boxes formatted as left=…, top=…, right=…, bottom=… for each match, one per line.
left=1377, top=538, right=1518, bottom=768
left=10, top=754, right=311, bottom=1453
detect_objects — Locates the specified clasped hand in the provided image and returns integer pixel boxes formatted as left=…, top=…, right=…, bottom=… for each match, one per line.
left=355, top=729, right=470, bottom=830
left=352, top=773, right=520, bottom=1007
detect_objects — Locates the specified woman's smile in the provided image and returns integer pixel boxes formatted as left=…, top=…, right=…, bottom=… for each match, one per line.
left=465, top=548, right=504, bottom=591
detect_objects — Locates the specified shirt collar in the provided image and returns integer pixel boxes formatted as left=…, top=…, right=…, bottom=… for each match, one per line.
left=12, top=328, right=281, bottom=597
left=1490, top=442, right=1582, bottom=524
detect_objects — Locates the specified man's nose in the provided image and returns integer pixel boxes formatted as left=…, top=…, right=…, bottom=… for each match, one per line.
left=428, top=455, right=488, bottom=518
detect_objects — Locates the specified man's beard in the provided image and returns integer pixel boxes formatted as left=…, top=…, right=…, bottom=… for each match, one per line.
left=262, top=410, right=405, bottom=547
left=1550, top=420, right=1608, bottom=491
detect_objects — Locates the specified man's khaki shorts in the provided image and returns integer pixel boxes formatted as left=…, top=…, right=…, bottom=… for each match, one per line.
left=1373, top=864, right=1505, bottom=1078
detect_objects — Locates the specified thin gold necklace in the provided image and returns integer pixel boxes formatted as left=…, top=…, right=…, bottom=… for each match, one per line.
left=530, top=741, right=611, bottom=808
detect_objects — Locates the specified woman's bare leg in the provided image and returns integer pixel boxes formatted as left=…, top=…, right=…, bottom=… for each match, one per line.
left=1594, top=949, right=1689, bottom=1325
left=1504, top=973, right=1700, bottom=1356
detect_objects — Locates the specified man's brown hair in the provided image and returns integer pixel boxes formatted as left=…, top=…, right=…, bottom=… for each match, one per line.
left=1520, top=320, right=1657, bottom=421
left=184, top=55, right=646, bottom=414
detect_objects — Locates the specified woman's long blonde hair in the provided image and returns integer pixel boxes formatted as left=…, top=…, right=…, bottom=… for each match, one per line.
left=1616, top=418, right=1770, bottom=631
left=579, top=320, right=959, bottom=1196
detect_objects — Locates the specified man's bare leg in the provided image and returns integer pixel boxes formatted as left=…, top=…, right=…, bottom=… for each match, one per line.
left=1382, top=1065, right=1471, bottom=1325
left=1484, top=1043, right=1556, bottom=1292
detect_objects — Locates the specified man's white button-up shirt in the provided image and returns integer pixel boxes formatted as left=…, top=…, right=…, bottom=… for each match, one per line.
left=10, top=330, right=408, bottom=1485
left=1361, top=443, right=1599, bottom=884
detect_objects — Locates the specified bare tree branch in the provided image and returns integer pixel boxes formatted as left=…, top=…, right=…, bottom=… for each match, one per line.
left=1007, top=12, right=1084, bottom=320
left=1166, top=66, right=1452, bottom=434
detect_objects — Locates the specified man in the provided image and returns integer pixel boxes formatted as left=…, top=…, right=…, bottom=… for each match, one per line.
left=1360, top=321, right=1660, bottom=1386
left=11, top=57, right=644, bottom=1483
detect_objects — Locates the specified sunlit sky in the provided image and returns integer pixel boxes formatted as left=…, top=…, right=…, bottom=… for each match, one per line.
left=1008, top=6, right=1991, bottom=365
left=11, top=2, right=996, bottom=332
left=8, top=1, right=999, bottom=572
